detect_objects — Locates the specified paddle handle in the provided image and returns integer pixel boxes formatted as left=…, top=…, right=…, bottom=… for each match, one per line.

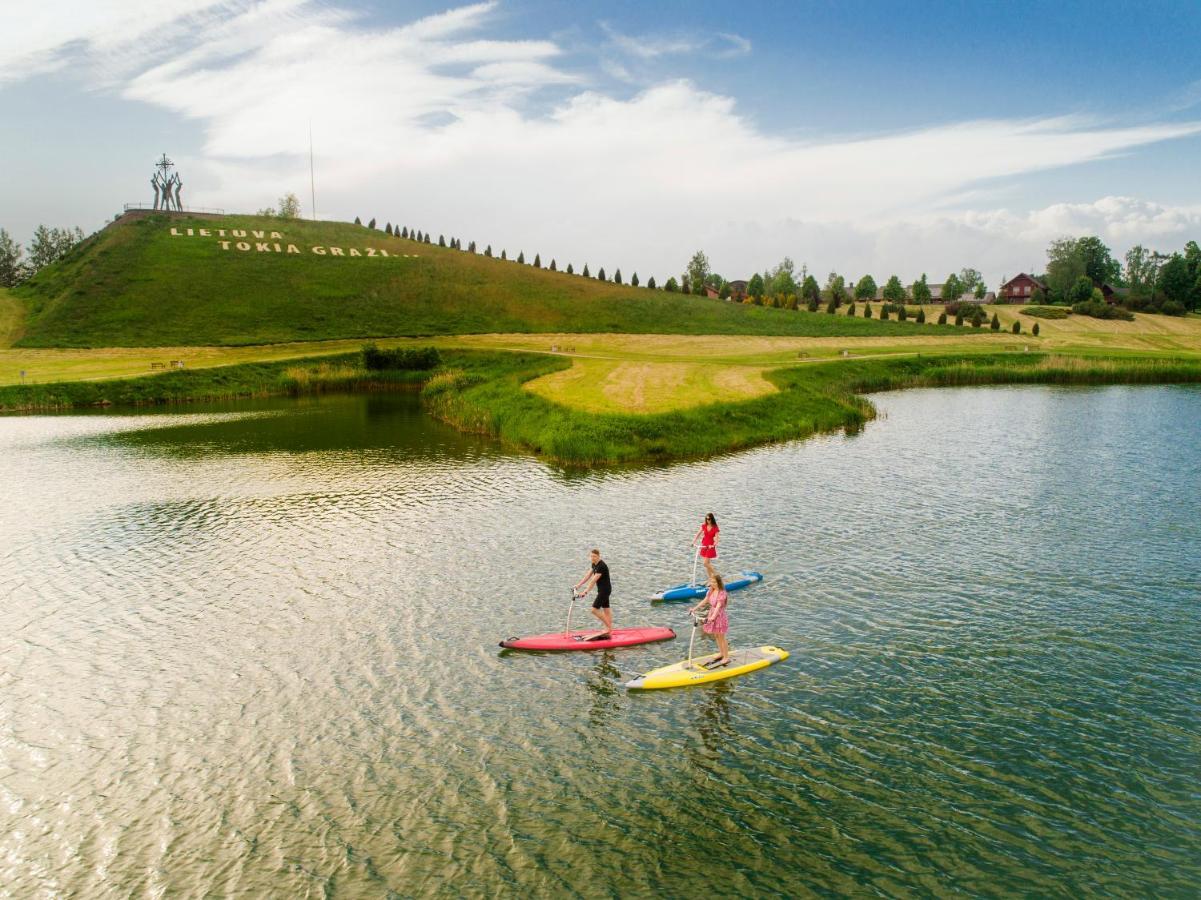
left=565, top=590, right=576, bottom=636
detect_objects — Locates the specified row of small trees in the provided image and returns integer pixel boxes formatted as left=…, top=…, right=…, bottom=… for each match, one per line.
left=357, top=216, right=674, bottom=288
left=0, top=226, right=86, bottom=287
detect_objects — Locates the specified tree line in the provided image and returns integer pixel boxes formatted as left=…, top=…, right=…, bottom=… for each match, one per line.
left=0, top=225, right=86, bottom=287
left=1031, top=236, right=1200, bottom=316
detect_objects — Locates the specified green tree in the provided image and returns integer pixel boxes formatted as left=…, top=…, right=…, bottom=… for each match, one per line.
left=942, top=273, right=963, bottom=303
left=517, top=250, right=524, bottom=263
left=879, top=306, right=889, bottom=321
left=613, top=268, right=623, bottom=285
left=354, top=216, right=362, bottom=225
left=990, top=312, right=1001, bottom=331
left=863, top=302, right=873, bottom=318
left=801, top=274, right=821, bottom=305
left=501, top=249, right=507, bottom=260
left=718, top=281, right=730, bottom=299
left=854, top=275, right=877, bottom=302
left=439, top=235, right=447, bottom=247
left=630, top=272, right=639, bottom=287
left=938, top=311, right=947, bottom=324
left=1124, top=244, right=1156, bottom=297
left=881, top=275, right=905, bottom=303
left=1069, top=275, right=1094, bottom=304
left=974, top=282, right=986, bottom=300
left=1158, top=254, right=1191, bottom=306
left=826, top=272, right=846, bottom=306
left=897, top=305, right=908, bottom=321
left=1046, top=237, right=1087, bottom=301
left=28, top=225, right=83, bottom=272
left=597, top=267, right=606, bottom=281
left=566, top=262, right=573, bottom=274
left=847, top=301, right=856, bottom=316
left=484, top=245, right=492, bottom=257
left=664, top=276, right=678, bottom=292
left=686, top=250, right=710, bottom=293
left=1032, top=322, right=1040, bottom=336
left=1012, top=320, right=1021, bottom=334
left=1076, top=236, right=1120, bottom=286
left=582, top=263, right=589, bottom=277
left=958, top=267, right=982, bottom=294
left=0, top=229, right=25, bottom=287
left=916, top=308, right=926, bottom=323
left=911, top=273, right=932, bottom=304
left=402, top=227, right=409, bottom=238
left=549, top=258, right=556, bottom=271
left=825, top=297, right=837, bottom=313
left=680, top=275, right=691, bottom=294
left=647, top=276, right=657, bottom=289
left=368, top=218, right=377, bottom=229
left=278, top=193, right=301, bottom=218
left=533, top=254, right=541, bottom=268
left=768, top=257, right=798, bottom=297
left=747, top=272, right=766, bottom=299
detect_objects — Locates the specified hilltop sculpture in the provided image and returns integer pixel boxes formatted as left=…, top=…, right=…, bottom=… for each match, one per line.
left=150, top=154, right=183, bottom=211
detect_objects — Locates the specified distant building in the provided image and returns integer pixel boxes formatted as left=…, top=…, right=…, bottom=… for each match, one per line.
left=703, top=285, right=721, bottom=299
left=1101, top=283, right=1129, bottom=304
left=999, top=273, right=1046, bottom=303
left=727, top=279, right=748, bottom=301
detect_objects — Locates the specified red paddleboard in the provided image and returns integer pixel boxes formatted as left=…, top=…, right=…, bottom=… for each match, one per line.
left=500, top=626, right=676, bottom=651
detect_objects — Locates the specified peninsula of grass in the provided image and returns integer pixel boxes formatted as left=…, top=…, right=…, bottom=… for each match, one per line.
left=6, top=346, right=1199, bottom=465
left=12, top=213, right=955, bottom=347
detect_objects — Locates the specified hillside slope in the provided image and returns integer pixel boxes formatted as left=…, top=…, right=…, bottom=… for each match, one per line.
left=14, top=213, right=946, bottom=347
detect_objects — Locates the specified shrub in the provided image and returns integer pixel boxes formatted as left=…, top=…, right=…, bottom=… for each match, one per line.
left=1032, top=322, right=1040, bottom=336
left=897, top=306, right=907, bottom=322
left=990, top=313, right=1001, bottom=331
left=1161, top=299, right=1186, bottom=316
left=361, top=344, right=441, bottom=371
left=916, top=309, right=926, bottom=323
left=826, top=298, right=837, bottom=313
left=954, top=312, right=964, bottom=326
left=647, top=276, right=656, bottom=289
left=368, top=218, right=377, bottom=230
left=846, top=301, right=856, bottom=316
left=1011, top=320, right=1021, bottom=334
left=1072, top=298, right=1135, bottom=320
left=1020, top=305, right=1070, bottom=319
left=937, top=312, right=947, bottom=324
left=879, top=307, right=889, bottom=321
left=863, top=303, right=873, bottom=319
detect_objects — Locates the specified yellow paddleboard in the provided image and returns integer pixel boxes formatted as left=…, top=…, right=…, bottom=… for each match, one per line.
left=625, top=646, right=789, bottom=690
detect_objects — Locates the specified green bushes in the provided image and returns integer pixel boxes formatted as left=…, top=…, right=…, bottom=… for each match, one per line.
left=1071, top=298, right=1135, bottom=321
left=990, top=313, right=1001, bottom=331
left=1011, top=320, right=1021, bottom=334
left=361, top=344, right=441, bottom=371
left=1021, top=305, right=1070, bottom=319
left=1033, top=323, right=1040, bottom=336
left=938, top=312, right=948, bottom=325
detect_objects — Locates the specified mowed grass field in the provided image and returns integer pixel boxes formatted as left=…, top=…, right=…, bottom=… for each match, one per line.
left=4, top=312, right=1201, bottom=412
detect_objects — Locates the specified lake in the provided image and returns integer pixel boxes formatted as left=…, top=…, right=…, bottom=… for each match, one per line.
left=2, top=385, right=1198, bottom=896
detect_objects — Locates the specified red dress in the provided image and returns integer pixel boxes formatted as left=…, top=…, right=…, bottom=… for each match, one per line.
left=699, top=523, right=719, bottom=559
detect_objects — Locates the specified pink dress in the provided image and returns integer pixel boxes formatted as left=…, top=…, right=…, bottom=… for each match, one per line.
left=702, top=589, right=729, bottom=635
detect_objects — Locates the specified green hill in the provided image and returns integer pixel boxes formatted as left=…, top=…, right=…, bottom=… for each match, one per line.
left=13, top=212, right=947, bottom=348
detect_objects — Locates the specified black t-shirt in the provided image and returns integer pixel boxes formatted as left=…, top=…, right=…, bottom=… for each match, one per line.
left=591, top=559, right=611, bottom=595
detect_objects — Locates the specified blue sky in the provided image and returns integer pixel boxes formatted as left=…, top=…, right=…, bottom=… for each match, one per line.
left=1, top=0, right=1199, bottom=285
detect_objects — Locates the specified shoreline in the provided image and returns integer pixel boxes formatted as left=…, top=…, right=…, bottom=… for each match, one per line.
left=3, top=349, right=1200, bottom=464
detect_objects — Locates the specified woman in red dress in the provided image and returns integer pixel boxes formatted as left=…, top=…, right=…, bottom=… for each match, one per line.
left=692, top=512, right=720, bottom=578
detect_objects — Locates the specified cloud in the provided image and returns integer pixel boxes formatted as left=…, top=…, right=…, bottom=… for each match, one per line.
left=2, top=2, right=1198, bottom=284
left=599, top=22, right=751, bottom=61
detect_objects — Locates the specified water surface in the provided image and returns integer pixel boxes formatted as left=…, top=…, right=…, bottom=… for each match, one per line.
left=2, top=386, right=1199, bottom=896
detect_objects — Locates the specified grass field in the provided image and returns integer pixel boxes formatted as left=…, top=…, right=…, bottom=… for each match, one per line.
left=11, top=212, right=951, bottom=347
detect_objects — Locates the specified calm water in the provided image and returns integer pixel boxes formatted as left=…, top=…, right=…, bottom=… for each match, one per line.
left=2, top=386, right=1199, bottom=897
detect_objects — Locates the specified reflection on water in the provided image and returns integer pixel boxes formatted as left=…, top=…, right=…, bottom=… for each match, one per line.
left=2, top=387, right=1199, bottom=896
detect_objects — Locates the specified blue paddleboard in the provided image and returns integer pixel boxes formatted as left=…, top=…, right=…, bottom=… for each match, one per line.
left=651, top=571, right=763, bottom=602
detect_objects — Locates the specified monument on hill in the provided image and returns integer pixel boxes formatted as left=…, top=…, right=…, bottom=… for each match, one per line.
left=151, top=153, right=183, bottom=212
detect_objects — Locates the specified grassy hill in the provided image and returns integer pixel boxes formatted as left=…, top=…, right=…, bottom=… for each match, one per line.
left=13, top=213, right=949, bottom=347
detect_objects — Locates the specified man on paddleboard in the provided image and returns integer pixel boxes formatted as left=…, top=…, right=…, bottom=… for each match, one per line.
left=574, top=549, right=613, bottom=641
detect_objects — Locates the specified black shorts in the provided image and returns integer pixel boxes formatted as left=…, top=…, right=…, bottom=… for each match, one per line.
left=592, top=592, right=611, bottom=610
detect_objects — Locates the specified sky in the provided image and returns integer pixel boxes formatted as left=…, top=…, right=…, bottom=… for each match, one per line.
left=1, top=0, right=1200, bottom=287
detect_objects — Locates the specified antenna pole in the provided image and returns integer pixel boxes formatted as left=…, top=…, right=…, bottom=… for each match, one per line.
left=308, top=121, right=317, bottom=221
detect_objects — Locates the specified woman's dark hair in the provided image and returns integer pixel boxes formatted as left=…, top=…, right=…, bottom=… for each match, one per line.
left=705, top=512, right=717, bottom=527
